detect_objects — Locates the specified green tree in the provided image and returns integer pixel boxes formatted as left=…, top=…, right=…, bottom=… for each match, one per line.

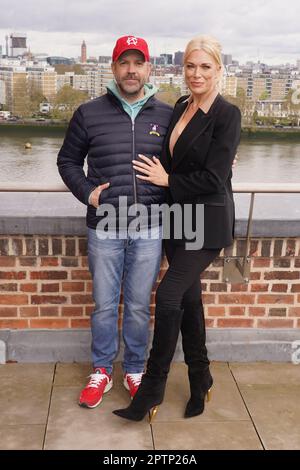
left=12, top=75, right=31, bottom=118
left=52, top=85, right=89, bottom=121
left=156, top=84, right=181, bottom=107
left=28, top=81, right=46, bottom=115
left=259, top=90, right=269, bottom=100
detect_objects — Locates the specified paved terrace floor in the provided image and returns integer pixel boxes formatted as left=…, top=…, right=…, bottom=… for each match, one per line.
left=0, top=361, right=300, bottom=450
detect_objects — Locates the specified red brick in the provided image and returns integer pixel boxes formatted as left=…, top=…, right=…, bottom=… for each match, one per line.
left=273, top=258, right=291, bottom=268
left=78, top=239, right=87, bottom=256
left=209, top=283, right=227, bottom=292
left=217, top=318, right=254, bottom=328
left=202, top=294, right=215, bottom=304
left=85, top=306, right=94, bottom=316
left=71, top=294, right=94, bottom=305
left=86, top=281, right=93, bottom=293
left=61, top=257, right=79, bottom=267
left=40, top=306, right=59, bottom=317
left=38, top=238, right=49, bottom=255
left=0, top=307, right=18, bottom=317
left=19, top=257, right=37, bottom=267
left=0, top=319, right=29, bottom=328
left=20, top=283, right=37, bottom=293
left=271, top=284, right=288, bottom=292
left=61, top=306, right=83, bottom=317
left=0, top=294, right=28, bottom=305
left=249, top=307, right=266, bottom=317
left=218, top=294, right=255, bottom=304
left=229, top=306, right=246, bottom=316
left=288, top=307, right=300, bottom=317
left=31, top=295, right=67, bottom=305
left=230, top=283, right=248, bottom=292
left=30, top=271, right=67, bottom=280
left=0, top=239, right=9, bottom=255
left=291, top=284, right=300, bottom=293
left=251, top=284, right=269, bottom=292
left=286, top=240, right=296, bottom=256
left=253, top=258, right=270, bottom=268
left=41, top=257, right=59, bottom=267
left=71, top=319, right=90, bottom=328
left=0, top=256, right=16, bottom=267
left=264, top=271, right=299, bottom=280
left=207, top=306, right=225, bottom=317
left=201, top=271, right=220, bottom=280
left=62, top=282, right=85, bottom=292
left=205, top=318, right=215, bottom=328
left=20, top=307, right=39, bottom=317
left=71, top=270, right=91, bottom=280
left=65, top=239, right=76, bottom=256
left=0, top=271, right=26, bottom=280
left=11, top=239, right=23, bottom=256
left=81, top=256, right=89, bottom=267
left=257, top=294, right=294, bottom=304
left=257, top=319, right=294, bottom=328
left=250, top=272, right=261, bottom=280
left=0, top=283, right=18, bottom=292
left=269, top=308, right=286, bottom=317
left=41, top=283, right=60, bottom=293
left=30, top=319, right=69, bottom=328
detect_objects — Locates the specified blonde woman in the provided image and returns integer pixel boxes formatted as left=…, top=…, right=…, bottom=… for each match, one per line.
left=113, top=35, right=241, bottom=421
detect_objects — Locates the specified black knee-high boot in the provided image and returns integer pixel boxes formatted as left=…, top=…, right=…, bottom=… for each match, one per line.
left=181, top=300, right=213, bottom=418
left=113, top=305, right=183, bottom=421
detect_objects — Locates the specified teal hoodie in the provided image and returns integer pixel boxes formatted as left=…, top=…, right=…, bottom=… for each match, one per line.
left=106, top=80, right=158, bottom=121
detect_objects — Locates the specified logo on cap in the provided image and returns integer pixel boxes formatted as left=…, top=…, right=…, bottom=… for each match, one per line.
left=127, top=36, right=138, bottom=46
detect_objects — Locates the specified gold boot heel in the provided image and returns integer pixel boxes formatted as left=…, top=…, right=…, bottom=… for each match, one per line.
left=149, top=406, right=159, bottom=423
left=206, top=388, right=212, bottom=402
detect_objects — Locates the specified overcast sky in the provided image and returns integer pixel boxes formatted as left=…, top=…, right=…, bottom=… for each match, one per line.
left=0, top=0, right=299, bottom=64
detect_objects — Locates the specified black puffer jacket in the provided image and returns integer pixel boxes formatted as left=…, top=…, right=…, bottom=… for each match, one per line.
left=57, top=91, right=173, bottom=229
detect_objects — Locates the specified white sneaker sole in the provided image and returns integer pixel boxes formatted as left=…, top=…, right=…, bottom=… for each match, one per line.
left=79, top=380, right=113, bottom=409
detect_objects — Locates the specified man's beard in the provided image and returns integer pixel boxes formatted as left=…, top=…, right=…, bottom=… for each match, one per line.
left=118, top=78, right=145, bottom=98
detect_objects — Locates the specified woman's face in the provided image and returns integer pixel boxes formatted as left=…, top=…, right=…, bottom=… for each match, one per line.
left=184, top=49, right=221, bottom=97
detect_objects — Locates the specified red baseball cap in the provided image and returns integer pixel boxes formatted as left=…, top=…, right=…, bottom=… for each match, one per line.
left=112, top=35, right=150, bottom=62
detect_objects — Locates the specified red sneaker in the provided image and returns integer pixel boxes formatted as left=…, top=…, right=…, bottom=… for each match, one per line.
left=79, top=367, right=112, bottom=408
left=123, top=372, right=143, bottom=399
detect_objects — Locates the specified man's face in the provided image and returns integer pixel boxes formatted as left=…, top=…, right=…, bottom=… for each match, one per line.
left=111, top=50, right=151, bottom=99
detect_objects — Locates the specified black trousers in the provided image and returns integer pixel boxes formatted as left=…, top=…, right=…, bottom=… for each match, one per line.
left=156, top=241, right=221, bottom=309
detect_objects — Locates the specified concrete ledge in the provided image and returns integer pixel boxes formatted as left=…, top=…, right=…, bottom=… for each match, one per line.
left=0, top=340, right=6, bottom=364
left=0, top=328, right=299, bottom=363
left=0, top=192, right=300, bottom=237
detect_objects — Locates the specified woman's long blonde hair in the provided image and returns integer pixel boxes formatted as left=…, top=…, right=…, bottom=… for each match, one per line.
left=184, top=35, right=223, bottom=67
left=184, top=35, right=224, bottom=89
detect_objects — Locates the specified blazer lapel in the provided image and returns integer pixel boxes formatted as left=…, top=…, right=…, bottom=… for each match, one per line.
left=161, top=100, right=189, bottom=172
left=171, top=112, right=213, bottom=170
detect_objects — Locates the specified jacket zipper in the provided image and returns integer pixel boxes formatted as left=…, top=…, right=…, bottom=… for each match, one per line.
left=131, top=118, right=138, bottom=205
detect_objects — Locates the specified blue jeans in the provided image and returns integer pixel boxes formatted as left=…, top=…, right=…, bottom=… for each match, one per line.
left=87, top=226, right=162, bottom=374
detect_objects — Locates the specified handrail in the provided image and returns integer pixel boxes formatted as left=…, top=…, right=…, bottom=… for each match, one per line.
left=1, top=183, right=300, bottom=193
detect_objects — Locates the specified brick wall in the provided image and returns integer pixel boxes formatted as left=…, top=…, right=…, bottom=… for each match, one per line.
left=0, top=235, right=299, bottom=330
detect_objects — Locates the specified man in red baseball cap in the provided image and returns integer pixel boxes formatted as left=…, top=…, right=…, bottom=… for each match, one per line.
left=58, top=34, right=173, bottom=410
left=112, top=35, right=150, bottom=62
left=111, top=35, right=152, bottom=103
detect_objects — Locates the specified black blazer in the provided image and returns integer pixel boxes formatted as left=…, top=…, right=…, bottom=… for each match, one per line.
left=160, top=93, right=241, bottom=249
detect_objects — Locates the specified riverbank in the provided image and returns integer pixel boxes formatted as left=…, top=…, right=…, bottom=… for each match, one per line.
left=1, top=121, right=300, bottom=139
